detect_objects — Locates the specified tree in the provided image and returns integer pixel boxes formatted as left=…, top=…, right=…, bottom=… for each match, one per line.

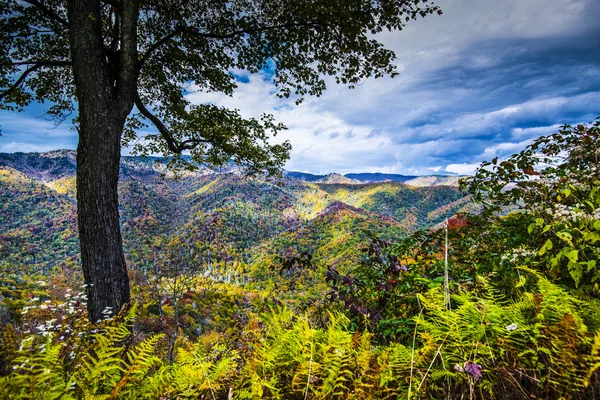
left=0, top=0, right=441, bottom=322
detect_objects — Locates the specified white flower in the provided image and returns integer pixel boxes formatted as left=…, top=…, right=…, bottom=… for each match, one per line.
left=506, top=323, right=518, bottom=331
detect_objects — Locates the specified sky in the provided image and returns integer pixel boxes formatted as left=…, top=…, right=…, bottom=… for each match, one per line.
left=1, top=0, right=599, bottom=175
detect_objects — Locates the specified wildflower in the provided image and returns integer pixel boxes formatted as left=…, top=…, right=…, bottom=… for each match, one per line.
left=464, top=362, right=483, bottom=379
left=506, top=323, right=518, bottom=331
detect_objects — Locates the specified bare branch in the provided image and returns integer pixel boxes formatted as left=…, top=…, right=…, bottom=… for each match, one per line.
left=22, top=0, right=68, bottom=26
left=134, top=94, right=209, bottom=153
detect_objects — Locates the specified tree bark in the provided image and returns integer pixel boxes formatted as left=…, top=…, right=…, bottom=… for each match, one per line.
left=76, top=119, right=130, bottom=323
left=67, top=0, right=137, bottom=322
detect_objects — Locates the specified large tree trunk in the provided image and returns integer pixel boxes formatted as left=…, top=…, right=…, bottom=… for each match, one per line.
left=76, top=119, right=130, bottom=323
left=68, top=0, right=138, bottom=322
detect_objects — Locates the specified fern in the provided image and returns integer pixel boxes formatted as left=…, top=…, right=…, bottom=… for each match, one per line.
left=0, top=336, right=76, bottom=400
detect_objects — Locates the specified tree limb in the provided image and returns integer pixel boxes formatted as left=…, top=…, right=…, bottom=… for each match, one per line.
left=134, top=94, right=209, bottom=153
left=138, top=21, right=332, bottom=71
left=137, top=30, right=180, bottom=70
left=0, top=61, right=71, bottom=100
left=22, top=0, right=68, bottom=26
left=116, top=0, right=140, bottom=113
left=0, top=60, right=71, bottom=67
left=0, top=64, right=41, bottom=100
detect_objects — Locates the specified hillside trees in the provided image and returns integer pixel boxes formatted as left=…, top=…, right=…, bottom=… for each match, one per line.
left=0, top=0, right=441, bottom=321
left=324, top=120, right=600, bottom=341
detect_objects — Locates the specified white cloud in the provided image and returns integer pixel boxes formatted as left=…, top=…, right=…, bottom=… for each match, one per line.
left=0, top=141, right=72, bottom=153
left=481, top=139, right=534, bottom=159
left=445, top=163, right=480, bottom=175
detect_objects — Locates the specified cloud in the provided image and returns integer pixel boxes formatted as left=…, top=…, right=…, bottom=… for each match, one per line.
left=445, top=163, right=481, bottom=175
left=1, top=0, right=599, bottom=176
left=0, top=109, right=77, bottom=153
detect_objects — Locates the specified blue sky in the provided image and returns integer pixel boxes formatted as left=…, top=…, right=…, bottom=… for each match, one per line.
left=1, top=0, right=599, bottom=175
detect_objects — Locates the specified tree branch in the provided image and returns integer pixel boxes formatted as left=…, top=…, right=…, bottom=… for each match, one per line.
left=0, top=60, right=71, bottom=67
left=134, top=94, right=209, bottom=153
left=0, top=64, right=41, bottom=100
left=0, top=61, right=71, bottom=100
left=116, top=0, right=140, bottom=113
left=138, top=21, right=332, bottom=71
left=137, top=30, right=180, bottom=70
left=22, top=0, right=68, bottom=26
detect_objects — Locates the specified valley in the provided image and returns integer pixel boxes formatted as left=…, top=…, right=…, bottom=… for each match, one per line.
left=0, top=150, right=470, bottom=282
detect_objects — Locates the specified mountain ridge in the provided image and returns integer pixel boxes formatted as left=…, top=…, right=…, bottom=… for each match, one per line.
left=1, top=150, right=463, bottom=187
left=1, top=150, right=473, bottom=278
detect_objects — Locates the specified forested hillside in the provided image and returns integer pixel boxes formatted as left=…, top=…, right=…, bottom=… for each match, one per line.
left=1, top=122, right=599, bottom=399
left=0, top=150, right=468, bottom=281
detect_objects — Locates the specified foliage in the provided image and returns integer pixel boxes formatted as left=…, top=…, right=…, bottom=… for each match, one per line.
left=461, top=120, right=600, bottom=294
left=462, top=119, right=600, bottom=215
left=0, top=304, right=241, bottom=399
left=413, top=272, right=600, bottom=398
left=1, top=0, right=442, bottom=173
left=2, top=121, right=600, bottom=398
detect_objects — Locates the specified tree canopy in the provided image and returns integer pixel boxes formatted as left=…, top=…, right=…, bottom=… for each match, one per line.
left=1, top=0, right=441, bottom=173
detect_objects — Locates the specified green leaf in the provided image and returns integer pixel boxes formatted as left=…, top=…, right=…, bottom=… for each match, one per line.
left=535, top=218, right=545, bottom=227
left=584, top=231, right=600, bottom=243
left=556, top=231, right=573, bottom=246
left=568, top=261, right=582, bottom=287
left=539, top=239, right=553, bottom=256
left=565, top=249, right=579, bottom=263
left=587, top=260, right=597, bottom=272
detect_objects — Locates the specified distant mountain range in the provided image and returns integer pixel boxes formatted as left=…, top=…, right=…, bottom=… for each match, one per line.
left=0, top=150, right=462, bottom=186
left=284, top=170, right=461, bottom=186
left=0, top=150, right=474, bottom=285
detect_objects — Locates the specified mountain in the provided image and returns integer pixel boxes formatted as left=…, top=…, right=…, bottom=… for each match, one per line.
left=404, top=175, right=461, bottom=187
left=284, top=171, right=327, bottom=182
left=343, top=172, right=418, bottom=183
left=0, top=150, right=472, bottom=282
left=314, top=173, right=361, bottom=184
left=286, top=171, right=462, bottom=186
